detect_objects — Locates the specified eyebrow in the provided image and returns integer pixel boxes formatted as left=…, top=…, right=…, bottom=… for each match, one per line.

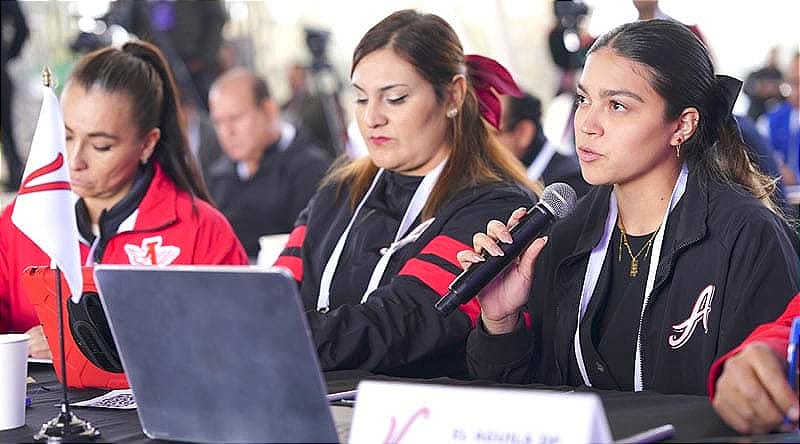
left=576, top=83, right=645, bottom=103
left=351, top=83, right=409, bottom=93
left=65, top=125, right=119, bottom=140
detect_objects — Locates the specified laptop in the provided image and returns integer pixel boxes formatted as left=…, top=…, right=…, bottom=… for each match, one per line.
left=93, top=265, right=338, bottom=443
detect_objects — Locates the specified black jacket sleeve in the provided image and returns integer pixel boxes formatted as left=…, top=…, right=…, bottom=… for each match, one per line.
left=305, top=185, right=533, bottom=374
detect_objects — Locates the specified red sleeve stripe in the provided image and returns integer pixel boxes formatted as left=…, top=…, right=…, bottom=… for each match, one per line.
left=459, top=298, right=481, bottom=327
left=284, top=225, right=307, bottom=249
left=419, top=235, right=470, bottom=268
left=398, top=258, right=481, bottom=326
left=274, top=256, right=303, bottom=282
left=398, top=258, right=455, bottom=296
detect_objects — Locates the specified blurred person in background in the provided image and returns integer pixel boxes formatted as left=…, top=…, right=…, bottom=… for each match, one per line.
left=633, top=0, right=706, bottom=43
left=103, top=0, right=228, bottom=110
left=0, top=41, right=247, bottom=358
left=498, top=92, right=590, bottom=198
left=759, top=52, right=799, bottom=186
left=178, top=85, right=223, bottom=183
left=0, top=0, right=29, bottom=191
left=743, top=47, right=785, bottom=121
left=207, top=67, right=331, bottom=260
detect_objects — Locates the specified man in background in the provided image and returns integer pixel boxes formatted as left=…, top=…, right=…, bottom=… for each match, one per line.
left=207, top=67, right=331, bottom=260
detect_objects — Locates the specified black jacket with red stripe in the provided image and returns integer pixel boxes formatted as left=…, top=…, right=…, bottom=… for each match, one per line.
left=275, top=170, right=534, bottom=377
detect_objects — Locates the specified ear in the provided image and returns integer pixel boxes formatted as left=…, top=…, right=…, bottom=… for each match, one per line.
left=670, top=107, right=699, bottom=146
left=514, top=120, right=537, bottom=148
left=140, top=127, right=161, bottom=164
left=261, top=98, right=279, bottom=118
left=447, top=74, right=468, bottom=113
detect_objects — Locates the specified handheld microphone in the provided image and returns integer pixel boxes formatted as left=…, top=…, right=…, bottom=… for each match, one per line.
left=434, top=182, right=577, bottom=316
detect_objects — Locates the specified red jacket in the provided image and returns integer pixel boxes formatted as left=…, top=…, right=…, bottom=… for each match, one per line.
left=0, top=162, right=248, bottom=333
left=707, top=293, right=800, bottom=398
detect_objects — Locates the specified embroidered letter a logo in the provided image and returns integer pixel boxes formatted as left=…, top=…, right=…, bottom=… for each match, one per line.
left=668, top=284, right=714, bottom=349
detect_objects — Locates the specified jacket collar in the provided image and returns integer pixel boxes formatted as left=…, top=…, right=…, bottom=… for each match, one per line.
left=559, top=168, right=709, bottom=287
left=130, top=161, right=181, bottom=232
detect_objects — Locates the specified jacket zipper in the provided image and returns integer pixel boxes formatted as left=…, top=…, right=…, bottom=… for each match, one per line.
left=635, top=237, right=698, bottom=390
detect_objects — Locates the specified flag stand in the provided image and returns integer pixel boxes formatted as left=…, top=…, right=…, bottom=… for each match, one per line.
left=33, top=267, right=99, bottom=442
left=32, top=68, right=100, bottom=442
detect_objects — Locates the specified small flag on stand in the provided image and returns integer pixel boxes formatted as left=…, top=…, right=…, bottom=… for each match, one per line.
left=11, top=81, right=83, bottom=302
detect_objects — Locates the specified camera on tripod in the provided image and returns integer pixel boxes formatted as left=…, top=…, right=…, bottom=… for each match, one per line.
left=553, top=0, right=589, bottom=56
left=554, top=0, right=589, bottom=30
left=305, top=27, right=332, bottom=72
left=302, top=26, right=347, bottom=156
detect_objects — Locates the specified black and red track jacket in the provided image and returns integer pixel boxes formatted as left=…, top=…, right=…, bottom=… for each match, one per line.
left=275, top=170, right=534, bottom=377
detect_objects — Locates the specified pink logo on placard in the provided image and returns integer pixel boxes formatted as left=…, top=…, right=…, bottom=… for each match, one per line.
left=383, top=407, right=430, bottom=444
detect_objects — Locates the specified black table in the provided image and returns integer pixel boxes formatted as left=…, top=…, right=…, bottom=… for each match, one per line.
left=2, top=363, right=797, bottom=443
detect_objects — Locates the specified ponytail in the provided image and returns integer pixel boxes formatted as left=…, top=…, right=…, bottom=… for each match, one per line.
left=120, top=42, right=212, bottom=203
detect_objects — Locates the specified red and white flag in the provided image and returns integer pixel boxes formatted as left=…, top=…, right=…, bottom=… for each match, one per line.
left=11, top=85, right=83, bottom=302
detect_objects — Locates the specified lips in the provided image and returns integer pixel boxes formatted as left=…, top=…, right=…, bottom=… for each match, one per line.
left=577, top=146, right=602, bottom=162
left=369, top=136, right=391, bottom=145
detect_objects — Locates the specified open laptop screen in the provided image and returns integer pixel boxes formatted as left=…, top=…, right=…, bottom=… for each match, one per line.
left=94, top=265, right=337, bottom=443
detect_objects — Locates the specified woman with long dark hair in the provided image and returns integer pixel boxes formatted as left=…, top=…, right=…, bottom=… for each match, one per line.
left=462, top=19, right=798, bottom=395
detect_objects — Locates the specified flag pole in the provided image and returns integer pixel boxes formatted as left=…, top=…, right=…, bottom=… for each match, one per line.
left=33, top=67, right=100, bottom=442
left=41, top=68, right=70, bottom=412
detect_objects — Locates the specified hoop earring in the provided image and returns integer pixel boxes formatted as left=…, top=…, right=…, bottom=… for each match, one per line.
left=446, top=108, right=458, bottom=118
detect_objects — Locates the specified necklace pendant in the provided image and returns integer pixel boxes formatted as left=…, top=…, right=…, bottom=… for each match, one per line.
left=629, top=258, right=639, bottom=277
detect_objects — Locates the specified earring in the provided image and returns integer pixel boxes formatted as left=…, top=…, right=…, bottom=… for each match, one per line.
left=446, top=108, right=457, bottom=118
left=674, top=137, right=683, bottom=158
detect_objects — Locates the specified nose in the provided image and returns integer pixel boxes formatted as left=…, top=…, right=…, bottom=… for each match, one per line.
left=363, top=100, right=387, bottom=129
left=576, top=104, right=602, bottom=137
left=66, top=141, right=87, bottom=171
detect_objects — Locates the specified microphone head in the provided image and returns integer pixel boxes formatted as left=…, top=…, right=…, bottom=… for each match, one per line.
left=539, top=182, right=577, bottom=219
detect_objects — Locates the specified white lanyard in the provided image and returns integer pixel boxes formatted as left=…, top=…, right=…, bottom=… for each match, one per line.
left=526, top=141, right=558, bottom=181
left=316, top=159, right=447, bottom=312
left=573, top=164, right=688, bottom=390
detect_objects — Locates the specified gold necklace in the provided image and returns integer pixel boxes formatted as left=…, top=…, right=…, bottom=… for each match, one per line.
left=617, top=219, right=659, bottom=277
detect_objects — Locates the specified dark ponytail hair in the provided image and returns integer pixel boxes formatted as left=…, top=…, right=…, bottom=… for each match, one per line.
left=67, top=40, right=212, bottom=203
left=589, top=19, right=780, bottom=214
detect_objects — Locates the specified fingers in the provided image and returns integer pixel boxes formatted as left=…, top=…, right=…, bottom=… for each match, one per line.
left=750, top=344, right=800, bottom=423
left=713, top=343, right=792, bottom=434
left=505, top=207, right=528, bottom=228
left=456, top=249, right=485, bottom=271
left=520, top=237, right=548, bottom=273
left=25, top=325, right=52, bottom=359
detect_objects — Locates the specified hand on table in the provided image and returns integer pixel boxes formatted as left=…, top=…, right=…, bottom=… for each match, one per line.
left=712, top=341, right=799, bottom=434
left=25, top=325, right=52, bottom=360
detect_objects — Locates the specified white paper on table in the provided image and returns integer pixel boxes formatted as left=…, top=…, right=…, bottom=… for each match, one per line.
left=71, top=389, right=137, bottom=409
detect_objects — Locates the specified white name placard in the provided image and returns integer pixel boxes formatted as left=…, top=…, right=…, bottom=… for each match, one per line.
left=349, top=380, right=612, bottom=444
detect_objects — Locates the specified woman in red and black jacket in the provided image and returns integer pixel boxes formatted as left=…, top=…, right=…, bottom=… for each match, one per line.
left=275, top=10, right=536, bottom=378
left=0, top=41, right=247, bottom=361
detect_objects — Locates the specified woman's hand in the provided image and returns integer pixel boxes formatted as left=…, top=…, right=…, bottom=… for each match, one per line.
left=456, top=207, right=549, bottom=335
left=25, top=325, right=52, bottom=360
left=712, top=342, right=799, bottom=434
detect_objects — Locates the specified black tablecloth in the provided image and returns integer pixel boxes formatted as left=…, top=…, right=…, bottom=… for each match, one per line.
left=2, top=363, right=797, bottom=443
